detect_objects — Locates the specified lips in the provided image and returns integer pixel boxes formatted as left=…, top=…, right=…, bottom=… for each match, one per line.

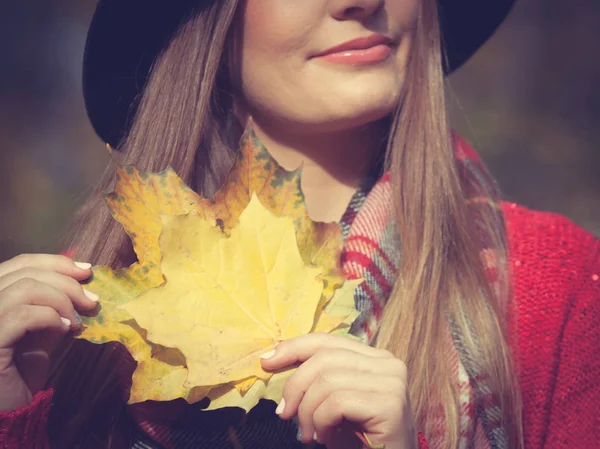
left=313, top=34, right=394, bottom=58
left=312, top=34, right=394, bottom=65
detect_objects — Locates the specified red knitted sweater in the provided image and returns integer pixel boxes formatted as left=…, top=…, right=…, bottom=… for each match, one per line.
left=0, top=204, right=599, bottom=448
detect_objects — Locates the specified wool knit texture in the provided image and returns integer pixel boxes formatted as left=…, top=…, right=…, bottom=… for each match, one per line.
left=0, top=137, right=598, bottom=449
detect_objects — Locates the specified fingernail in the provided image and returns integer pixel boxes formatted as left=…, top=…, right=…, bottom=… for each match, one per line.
left=74, top=312, right=83, bottom=326
left=275, top=398, right=286, bottom=415
left=74, top=262, right=92, bottom=270
left=313, top=431, right=318, bottom=441
left=261, top=349, right=276, bottom=360
left=83, top=289, right=99, bottom=302
left=61, top=317, right=72, bottom=327
left=296, top=427, right=303, bottom=442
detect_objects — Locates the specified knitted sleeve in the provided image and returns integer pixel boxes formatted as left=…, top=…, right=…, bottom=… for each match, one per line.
left=505, top=204, right=600, bottom=449
left=541, top=235, right=600, bottom=446
left=0, top=389, right=54, bottom=448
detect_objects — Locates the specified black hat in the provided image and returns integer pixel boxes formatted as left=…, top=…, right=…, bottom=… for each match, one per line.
left=83, top=0, right=515, bottom=148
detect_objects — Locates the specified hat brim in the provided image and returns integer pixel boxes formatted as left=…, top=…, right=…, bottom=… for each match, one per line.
left=83, top=0, right=515, bottom=148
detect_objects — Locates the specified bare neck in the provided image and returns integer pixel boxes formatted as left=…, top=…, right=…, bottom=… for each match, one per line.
left=249, top=119, right=386, bottom=222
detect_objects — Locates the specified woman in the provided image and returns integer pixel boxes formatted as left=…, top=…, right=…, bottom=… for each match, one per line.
left=0, top=0, right=598, bottom=448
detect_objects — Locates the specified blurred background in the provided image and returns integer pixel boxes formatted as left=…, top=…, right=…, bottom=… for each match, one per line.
left=0, top=0, right=598, bottom=261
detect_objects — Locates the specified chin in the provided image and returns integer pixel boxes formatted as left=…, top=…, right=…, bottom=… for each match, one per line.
left=324, top=93, right=400, bottom=129
left=326, top=75, right=402, bottom=114
left=248, top=81, right=401, bottom=134
left=289, top=94, right=398, bottom=133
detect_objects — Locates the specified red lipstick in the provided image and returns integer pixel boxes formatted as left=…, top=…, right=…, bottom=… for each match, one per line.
left=313, top=34, right=394, bottom=65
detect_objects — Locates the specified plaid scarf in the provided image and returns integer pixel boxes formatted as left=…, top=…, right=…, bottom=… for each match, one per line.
left=129, top=134, right=509, bottom=449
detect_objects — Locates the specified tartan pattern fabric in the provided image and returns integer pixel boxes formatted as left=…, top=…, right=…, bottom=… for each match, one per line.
left=129, top=134, right=508, bottom=449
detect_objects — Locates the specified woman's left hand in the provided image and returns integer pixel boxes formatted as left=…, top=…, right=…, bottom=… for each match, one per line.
left=260, top=333, right=418, bottom=449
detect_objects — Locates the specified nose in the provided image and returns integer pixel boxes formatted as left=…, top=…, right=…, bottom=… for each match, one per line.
left=328, top=0, right=384, bottom=21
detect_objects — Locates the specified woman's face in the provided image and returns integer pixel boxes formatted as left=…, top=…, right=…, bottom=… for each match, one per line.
left=238, top=0, right=420, bottom=134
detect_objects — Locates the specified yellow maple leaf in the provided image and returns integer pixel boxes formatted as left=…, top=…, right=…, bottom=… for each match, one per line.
left=106, top=165, right=215, bottom=267
left=206, top=274, right=361, bottom=412
left=78, top=127, right=360, bottom=407
left=78, top=263, right=204, bottom=403
left=122, top=194, right=354, bottom=390
left=214, top=128, right=347, bottom=332
left=76, top=166, right=210, bottom=403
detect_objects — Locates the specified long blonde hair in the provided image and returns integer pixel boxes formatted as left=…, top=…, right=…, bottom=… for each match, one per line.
left=49, top=0, right=523, bottom=447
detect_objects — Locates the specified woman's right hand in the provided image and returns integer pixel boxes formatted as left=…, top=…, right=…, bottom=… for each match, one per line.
left=0, top=254, right=98, bottom=412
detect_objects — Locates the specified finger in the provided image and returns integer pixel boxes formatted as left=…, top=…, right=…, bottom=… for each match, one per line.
left=0, top=279, right=81, bottom=330
left=0, top=268, right=98, bottom=310
left=296, top=370, right=403, bottom=444
left=0, top=304, right=70, bottom=349
left=261, top=333, right=391, bottom=371
left=0, top=254, right=92, bottom=281
left=313, top=391, right=398, bottom=446
left=278, top=348, right=403, bottom=420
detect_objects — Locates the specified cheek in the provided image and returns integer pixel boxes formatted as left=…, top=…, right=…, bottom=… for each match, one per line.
left=242, top=0, right=313, bottom=57
left=239, top=0, right=318, bottom=116
left=242, top=1, right=279, bottom=50
left=387, top=0, right=420, bottom=27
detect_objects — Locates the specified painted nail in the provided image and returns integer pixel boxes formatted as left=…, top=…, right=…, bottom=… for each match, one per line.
left=260, top=349, right=276, bottom=360
left=83, top=289, right=99, bottom=302
left=74, top=262, right=92, bottom=270
left=74, top=312, right=83, bottom=327
left=296, top=427, right=303, bottom=442
left=61, top=317, right=72, bottom=327
left=275, top=398, right=286, bottom=415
